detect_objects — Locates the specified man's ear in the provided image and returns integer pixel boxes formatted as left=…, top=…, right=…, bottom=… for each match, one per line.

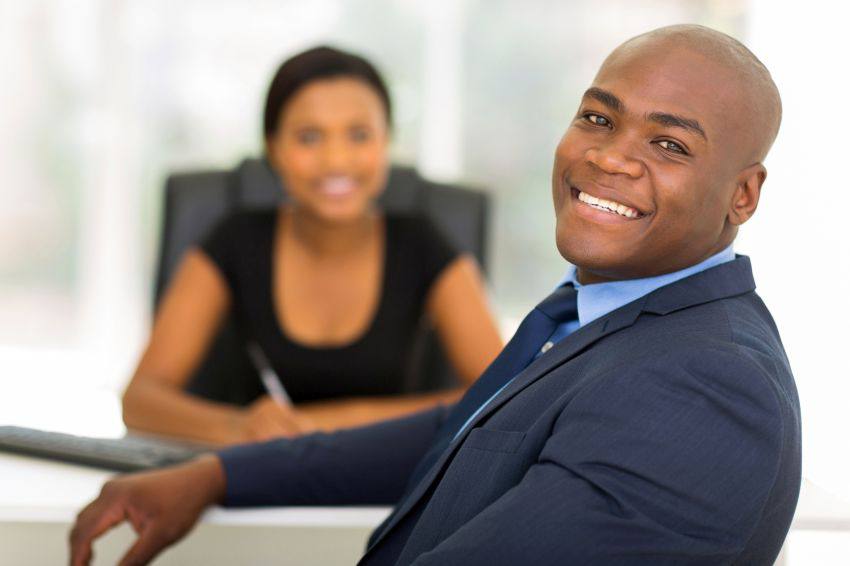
left=728, top=162, right=766, bottom=226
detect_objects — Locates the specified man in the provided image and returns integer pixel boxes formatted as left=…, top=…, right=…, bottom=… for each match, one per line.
left=70, top=24, right=800, bottom=565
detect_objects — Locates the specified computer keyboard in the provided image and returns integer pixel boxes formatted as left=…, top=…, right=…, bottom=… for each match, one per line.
left=0, top=425, right=209, bottom=472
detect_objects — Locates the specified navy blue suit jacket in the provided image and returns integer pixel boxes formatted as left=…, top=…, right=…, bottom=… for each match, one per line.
left=220, top=256, right=801, bottom=565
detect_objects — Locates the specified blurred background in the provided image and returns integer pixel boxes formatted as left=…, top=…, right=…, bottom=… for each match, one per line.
left=0, top=0, right=848, bottom=561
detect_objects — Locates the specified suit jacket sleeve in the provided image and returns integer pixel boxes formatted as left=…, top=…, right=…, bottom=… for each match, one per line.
left=218, top=405, right=447, bottom=507
left=410, top=346, right=785, bottom=565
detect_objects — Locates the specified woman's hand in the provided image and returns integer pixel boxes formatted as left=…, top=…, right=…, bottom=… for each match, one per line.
left=236, top=395, right=318, bottom=442
left=69, top=455, right=226, bottom=566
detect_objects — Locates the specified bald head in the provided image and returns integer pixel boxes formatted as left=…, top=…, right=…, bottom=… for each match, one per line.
left=552, top=24, right=781, bottom=282
left=602, top=24, right=781, bottom=163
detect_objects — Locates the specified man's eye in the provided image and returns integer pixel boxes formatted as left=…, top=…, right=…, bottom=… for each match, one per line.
left=657, top=140, right=687, bottom=154
left=584, top=114, right=611, bottom=127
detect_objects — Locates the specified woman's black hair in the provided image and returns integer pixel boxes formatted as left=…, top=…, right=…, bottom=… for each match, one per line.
left=263, top=46, right=392, bottom=138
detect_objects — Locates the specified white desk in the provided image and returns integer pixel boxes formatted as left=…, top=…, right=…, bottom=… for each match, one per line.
left=774, top=479, right=850, bottom=566
left=0, top=452, right=391, bottom=565
left=2, top=452, right=850, bottom=565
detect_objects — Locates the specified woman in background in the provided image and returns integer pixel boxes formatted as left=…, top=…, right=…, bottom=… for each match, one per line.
left=122, top=46, right=503, bottom=445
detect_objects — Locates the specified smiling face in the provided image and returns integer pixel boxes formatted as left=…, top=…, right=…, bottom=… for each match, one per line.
left=267, top=77, right=390, bottom=223
left=552, top=41, right=771, bottom=283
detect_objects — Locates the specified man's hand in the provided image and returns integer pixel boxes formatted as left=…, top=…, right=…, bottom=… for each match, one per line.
left=68, top=455, right=226, bottom=566
left=238, top=395, right=318, bottom=442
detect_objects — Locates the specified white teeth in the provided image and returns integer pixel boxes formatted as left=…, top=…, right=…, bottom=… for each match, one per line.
left=577, top=190, right=640, bottom=219
left=319, top=176, right=356, bottom=196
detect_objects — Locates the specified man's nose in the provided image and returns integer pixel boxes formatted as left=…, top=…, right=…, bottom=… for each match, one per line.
left=584, top=140, right=644, bottom=178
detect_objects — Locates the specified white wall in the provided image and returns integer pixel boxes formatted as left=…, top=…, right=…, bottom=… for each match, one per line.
left=745, top=0, right=850, bottom=500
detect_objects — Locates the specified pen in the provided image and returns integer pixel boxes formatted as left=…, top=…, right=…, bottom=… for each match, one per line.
left=246, top=341, right=292, bottom=406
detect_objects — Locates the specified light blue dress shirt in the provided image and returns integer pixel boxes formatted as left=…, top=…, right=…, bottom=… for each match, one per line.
left=452, top=245, right=736, bottom=442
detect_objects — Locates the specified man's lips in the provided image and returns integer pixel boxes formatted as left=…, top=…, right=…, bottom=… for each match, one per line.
left=565, top=181, right=651, bottom=220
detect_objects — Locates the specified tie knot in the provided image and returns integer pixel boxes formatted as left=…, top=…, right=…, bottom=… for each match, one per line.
left=535, top=284, right=578, bottom=323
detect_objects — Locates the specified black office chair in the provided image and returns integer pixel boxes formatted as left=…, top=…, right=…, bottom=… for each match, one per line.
left=154, top=158, right=491, bottom=405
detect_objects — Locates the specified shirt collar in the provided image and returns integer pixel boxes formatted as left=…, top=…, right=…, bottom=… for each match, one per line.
left=558, top=245, right=736, bottom=327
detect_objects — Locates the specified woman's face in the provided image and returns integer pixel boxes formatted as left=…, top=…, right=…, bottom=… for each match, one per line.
left=267, top=77, right=390, bottom=223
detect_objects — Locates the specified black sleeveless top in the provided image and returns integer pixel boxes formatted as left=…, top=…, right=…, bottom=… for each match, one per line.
left=199, top=210, right=458, bottom=403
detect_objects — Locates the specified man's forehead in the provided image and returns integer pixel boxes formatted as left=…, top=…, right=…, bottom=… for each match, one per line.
left=584, top=25, right=781, bottom=163
left=598, top=47, right=730, bottom=98
left=589, top=48, right=736, bottom=130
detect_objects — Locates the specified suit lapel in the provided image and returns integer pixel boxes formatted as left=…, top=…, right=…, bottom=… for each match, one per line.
left=366, top=298, right=646, bottom=552
left=365, top=256, right=757, bottom=554
left=455, top=296, right=646, bottom=442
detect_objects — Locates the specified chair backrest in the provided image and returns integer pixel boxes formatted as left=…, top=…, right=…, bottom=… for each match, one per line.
left=154, top=158, right=491, bottom=405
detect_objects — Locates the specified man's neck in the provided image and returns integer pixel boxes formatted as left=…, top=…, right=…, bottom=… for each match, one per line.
left=576, top=240, right=737, bottom=285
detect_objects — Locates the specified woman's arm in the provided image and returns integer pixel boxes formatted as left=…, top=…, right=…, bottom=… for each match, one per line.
left=423, top=255, right=504, bottom=384
left=294, top=255, right=503, bottom=431
left=122, top=250, right=307, bottom=444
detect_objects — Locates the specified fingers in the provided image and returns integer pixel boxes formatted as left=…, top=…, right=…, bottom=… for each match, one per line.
left=69, top=493, right=127, bottom=566
left=249, top=414, right=299, bottom=441
left=245, top=397, right=304, bottom=440
left=117, top=522, right=179, bottom=566
left=69, top=464, right=216, bottom=566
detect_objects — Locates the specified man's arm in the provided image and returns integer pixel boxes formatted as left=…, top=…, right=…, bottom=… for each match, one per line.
left=69, top=406, right=447, bottom=565
left=220, top=404, right=447, bottom=506
left=405, top=348, right=787, bottom=565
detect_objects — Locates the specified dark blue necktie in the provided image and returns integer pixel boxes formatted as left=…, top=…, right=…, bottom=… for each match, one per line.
left=405, top=284, right=579, bottom=490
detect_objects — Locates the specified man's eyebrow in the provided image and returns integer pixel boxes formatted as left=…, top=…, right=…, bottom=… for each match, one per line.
left=582, top=87, right=624, bottom=113
left=647, top=112, right=707, bottom=140
left=582, top=87, right=707, bottom=141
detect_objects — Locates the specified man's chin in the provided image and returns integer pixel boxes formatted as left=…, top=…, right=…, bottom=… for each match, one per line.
left=555, top=234, right=639, bottom=283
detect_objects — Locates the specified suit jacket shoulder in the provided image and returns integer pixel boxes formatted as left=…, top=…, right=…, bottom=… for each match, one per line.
left=363, top=256, right=801, bottom=566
